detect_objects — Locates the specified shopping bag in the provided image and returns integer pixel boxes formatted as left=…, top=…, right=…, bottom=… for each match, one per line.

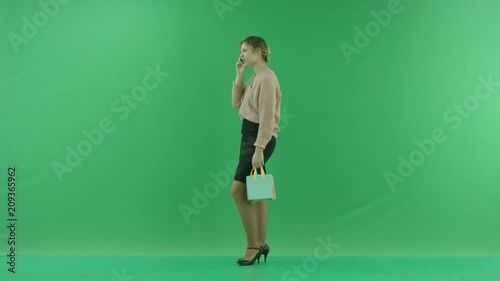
left=246, top=166, right=276, bottom=202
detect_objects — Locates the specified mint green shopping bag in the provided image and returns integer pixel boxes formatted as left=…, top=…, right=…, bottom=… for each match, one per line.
left=246, top=166, right=276, bottom=202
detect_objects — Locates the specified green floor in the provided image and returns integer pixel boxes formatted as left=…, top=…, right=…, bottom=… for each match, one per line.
left=1, top=256, right=499, bottom=281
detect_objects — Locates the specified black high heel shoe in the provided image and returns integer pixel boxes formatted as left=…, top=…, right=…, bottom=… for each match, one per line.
left=260, top=244, right=270, bottom=263
left=236, top=247, right=263, bottom=266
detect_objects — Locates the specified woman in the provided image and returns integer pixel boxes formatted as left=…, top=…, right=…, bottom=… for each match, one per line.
left=231, top=36, right=282, bottom=266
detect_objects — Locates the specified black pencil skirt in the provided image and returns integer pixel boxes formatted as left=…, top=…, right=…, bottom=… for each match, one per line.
left=234, top=119, right=276, bottom=183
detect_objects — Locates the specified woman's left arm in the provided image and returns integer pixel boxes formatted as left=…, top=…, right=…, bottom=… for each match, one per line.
left=254, top=75, right=277, bottom=150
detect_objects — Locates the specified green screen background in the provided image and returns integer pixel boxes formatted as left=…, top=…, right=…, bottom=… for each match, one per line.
left=0, top=0, right=499, bottom=258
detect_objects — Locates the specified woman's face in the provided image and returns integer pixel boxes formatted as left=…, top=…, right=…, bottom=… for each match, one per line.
left=239, top=43, right=260, bottom=66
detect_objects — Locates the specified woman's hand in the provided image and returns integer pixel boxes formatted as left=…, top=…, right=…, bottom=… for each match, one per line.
left=236, top=58, right=247, bottom=76
left=252, top=147, right=264, bottom=168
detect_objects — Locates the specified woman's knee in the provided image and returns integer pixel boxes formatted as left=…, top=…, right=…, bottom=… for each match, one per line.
left=231, top=180, right=246, bottom=199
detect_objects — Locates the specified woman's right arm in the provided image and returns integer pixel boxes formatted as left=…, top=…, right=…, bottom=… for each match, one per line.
left=235, top=73, right=244, bottom=84
left=232, top=59, right=247, bottom=108
left=232, top=73, right=245, bottom=108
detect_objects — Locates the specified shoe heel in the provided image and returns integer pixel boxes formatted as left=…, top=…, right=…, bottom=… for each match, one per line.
left=260, top=244, right=270, bottom=263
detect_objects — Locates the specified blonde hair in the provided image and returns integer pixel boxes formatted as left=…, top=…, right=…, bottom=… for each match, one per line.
left=241, top=36, right=271, bottom=63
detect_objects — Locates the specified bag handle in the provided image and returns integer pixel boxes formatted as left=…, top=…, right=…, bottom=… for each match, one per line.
left=250, top=166, right=265, bottom=181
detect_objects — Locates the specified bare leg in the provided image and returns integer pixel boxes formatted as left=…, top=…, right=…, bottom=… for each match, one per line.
left=231, top=180, right=260, bottom=260
left=254, top=201, right=268, bottom=246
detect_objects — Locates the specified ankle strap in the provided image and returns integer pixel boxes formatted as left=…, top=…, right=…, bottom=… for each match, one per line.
left=247, top=247, right=260, bottom=250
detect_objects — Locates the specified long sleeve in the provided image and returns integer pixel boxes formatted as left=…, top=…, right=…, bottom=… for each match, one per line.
left=232, top=81, right=245, bottom=108
left=254, top=75, right=278, bottom=149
